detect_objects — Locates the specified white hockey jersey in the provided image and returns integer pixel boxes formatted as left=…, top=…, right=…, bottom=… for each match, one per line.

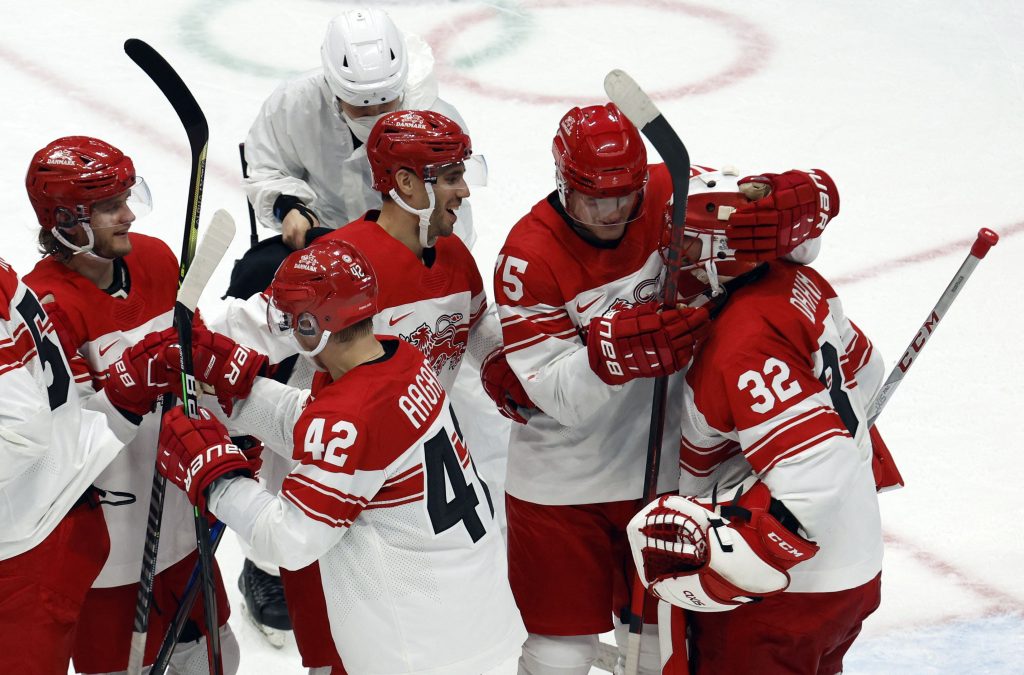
left=678, top=262, right=884, bottom=593
left=24, top=235, right=200, bottom=587
left=494, top=164, right=683, bottom=505
left=209, top=340, right=525, bottom=674
left=0, top=259, right=136, bottom=561
left=243, top=32, right=477, bottom=249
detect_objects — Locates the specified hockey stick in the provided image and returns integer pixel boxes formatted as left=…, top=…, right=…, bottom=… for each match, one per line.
left=604, top=69, right=692, bottom=675
left=868, top=228, right=998, bottom=427
left=151, top=521, right=227, bottom=675
left=238, top=143, right=260, bottom=248
left=123, top=38, right=221, bottom=675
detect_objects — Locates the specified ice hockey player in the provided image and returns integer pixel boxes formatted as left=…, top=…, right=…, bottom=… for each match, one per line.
left=236, top=7, right=497, bottom=637
left=22, top=136, right=239, bottom=674
left=156, top=239, right=527, bottom=675
left=0, top=256, right=182, bottom=673
left=200, top=108, right=505, bottom=672
left=492, top=103, right=841, bottom=674
left=626, top=170, right=883, bottom=674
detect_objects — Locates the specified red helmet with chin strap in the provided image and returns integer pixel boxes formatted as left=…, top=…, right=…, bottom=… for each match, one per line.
left=269, top=239, right=378, bottom=336
left=366, top=110, right=472, bottom=193
left=552, top=103, right=648, bottom=198
left=26, top=136, right=137, bottom=230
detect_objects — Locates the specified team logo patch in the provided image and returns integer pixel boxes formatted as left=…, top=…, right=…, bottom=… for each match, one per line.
left=401, top=312, right=466, bottom=374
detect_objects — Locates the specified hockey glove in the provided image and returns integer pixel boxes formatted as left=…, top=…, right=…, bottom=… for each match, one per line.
left=726, top=169, right=840, bottom=261
left=587, top=301, right=710, bottom=386
left=481, top=347, right=535, bottom=424
left=102, top=327, right=179, bottom=417
left=626, top=482, right=818, bottom=612
left=157, top=406, right=254, bottom=512
left=165, top=327, right=269, bottom=415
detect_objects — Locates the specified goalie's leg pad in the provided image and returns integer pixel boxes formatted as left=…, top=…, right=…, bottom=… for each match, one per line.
left=518, top=633, right=598, bottom=675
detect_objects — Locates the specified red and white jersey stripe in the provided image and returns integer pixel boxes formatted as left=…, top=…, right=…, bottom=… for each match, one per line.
left=679, top=262, right=884, bottom=592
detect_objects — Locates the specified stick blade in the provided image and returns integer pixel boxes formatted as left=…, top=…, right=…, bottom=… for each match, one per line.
left=124, top=39, right=208, bottom=141
left=604, top=69, right=660, bottom=130
left=177, top=210, right=236, bottom=312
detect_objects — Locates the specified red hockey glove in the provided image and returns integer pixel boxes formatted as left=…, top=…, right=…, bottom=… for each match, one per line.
left=102, top=327, right=179, bottom=417
left=587, top=302, right=710, bottom=386
left=165, top=327, right=269, bottom=415
left=157, top=406, right=254, bottom=512
left=481, top=347, right=535, bottom=424
left=627, top=482, right=819, bottom=612
left=726, top=169, right=840, bottom=261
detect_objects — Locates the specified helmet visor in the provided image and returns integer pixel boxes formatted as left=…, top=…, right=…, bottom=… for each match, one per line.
left=561, top=184, right=644, bottom=227
left=78, top=176, right=153, bottom=229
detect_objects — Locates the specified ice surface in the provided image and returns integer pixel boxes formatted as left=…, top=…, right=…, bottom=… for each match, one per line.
left=1, top=1, right=1021, bottom=672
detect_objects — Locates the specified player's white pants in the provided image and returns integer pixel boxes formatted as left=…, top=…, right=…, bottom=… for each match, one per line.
left=518, top=625, right=661, bottom=675
left=89, top=624, right=239, bottom=675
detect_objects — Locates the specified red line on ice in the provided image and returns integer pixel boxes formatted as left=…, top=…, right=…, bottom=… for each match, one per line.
left=426, top=0, right=773, bottom=106
left=0, top=43, right=238, bottom=187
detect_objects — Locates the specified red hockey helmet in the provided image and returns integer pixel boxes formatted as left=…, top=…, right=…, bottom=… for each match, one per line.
left=552, top=103, right=648, bottom=226
left=665, top=168, right=757, bottom=298
left=26, top=136, right=146, bottom=230
left=268, top=239, right=378, bottom=340
left=366, top=110, right=472, bottom=193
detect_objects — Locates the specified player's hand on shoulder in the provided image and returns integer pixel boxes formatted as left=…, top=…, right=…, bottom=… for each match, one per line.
left=626, top=481, right=818, bottom=612
left=587, top=301, right=710, bottom=385
left=165, top=326, right=269, bottom=415
left=481, top=346, right=536, bottom=424
left=157, top=406, right=255, bottom=511
left=726, top=169, right=840, bottom=261
left=102, top=326, right=179, bottom=417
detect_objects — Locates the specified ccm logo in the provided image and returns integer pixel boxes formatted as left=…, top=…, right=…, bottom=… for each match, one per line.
left=683, top=590, right=705, bottom=606
left=768, top=531, right=805, bottom=558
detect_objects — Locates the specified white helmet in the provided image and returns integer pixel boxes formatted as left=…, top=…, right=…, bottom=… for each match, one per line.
left=321, top=8, right=408, bottom=107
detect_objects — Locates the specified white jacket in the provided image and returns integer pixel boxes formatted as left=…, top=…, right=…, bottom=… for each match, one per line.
left=243, top=34, right=477, bottom=249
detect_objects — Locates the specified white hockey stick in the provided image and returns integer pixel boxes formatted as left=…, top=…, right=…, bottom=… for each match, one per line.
left=177, top=209, right=236, bottom=312
left=126, top=209, right=235, bottom=675
left=867, top=227, right=998, bottom=427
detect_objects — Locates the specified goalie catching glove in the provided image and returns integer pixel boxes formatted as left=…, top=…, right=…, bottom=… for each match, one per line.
left=626, top=481, right=819, bottom=612
left=157, top=406, right=257, bottom=512
left=726, top=169, right=840, bottom=261
left=587, top=301, right=710, bottom=386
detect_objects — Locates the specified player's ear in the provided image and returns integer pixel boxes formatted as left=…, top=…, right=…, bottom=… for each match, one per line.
left=392, top=168, right=419, bottom=200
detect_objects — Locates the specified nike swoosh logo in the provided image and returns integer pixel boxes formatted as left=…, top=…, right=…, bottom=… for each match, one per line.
left=388, top=311, right=414, bottom=327
left=98, top=340, right=120, bottom=357
left=575, top=297, right=602, bottom=314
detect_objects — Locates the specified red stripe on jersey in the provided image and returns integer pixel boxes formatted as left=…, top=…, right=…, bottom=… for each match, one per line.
left=282, top=474, right=368, bottom=528
left=0, top=261, right=16, bottom=320
left=679, top=436, right=741, bottom=477
left=469, top=299, right=487, bottom=327
left=743, top=406, right=852, bottom=474
left=283, top=487, right=355, bottom=528
left=370, top=465, right=425, bottom=508
left=502, top=310, right=579, bottom=354
left=0, top=324, right=35, bottom=371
